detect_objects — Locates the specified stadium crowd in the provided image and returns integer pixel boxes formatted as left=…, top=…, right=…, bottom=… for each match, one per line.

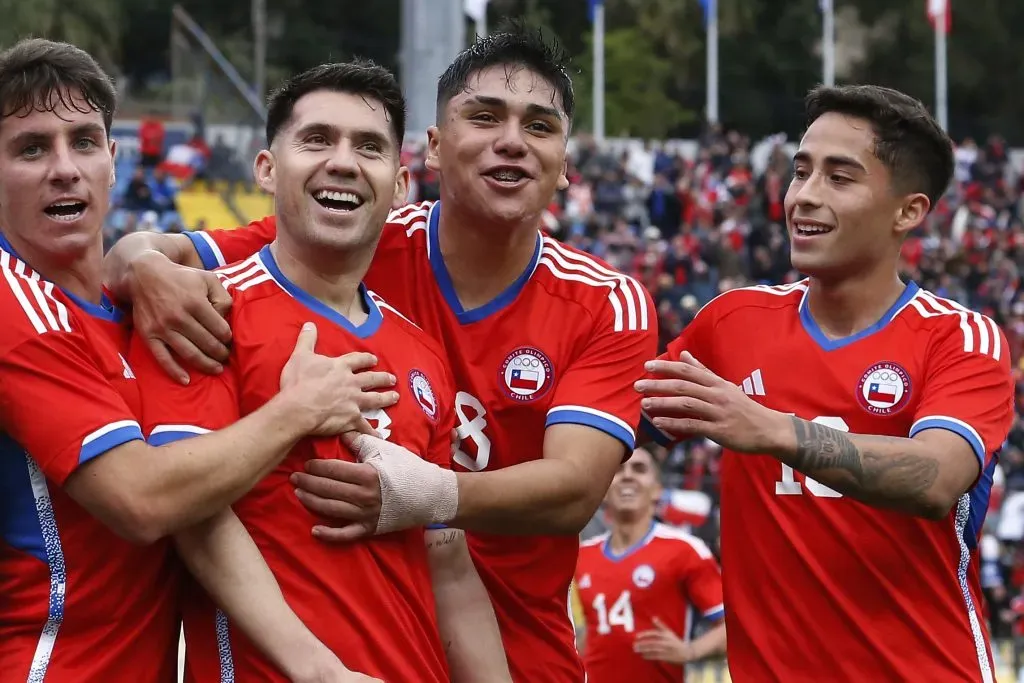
left=106, top=116, right=1024, bottom=674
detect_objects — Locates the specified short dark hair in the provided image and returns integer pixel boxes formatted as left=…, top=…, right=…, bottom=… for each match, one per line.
left=436, top=20, right=575, bottom=124
left=0, top=38, right=117, bottom=134
left=805, top=84, right=954, bottom=209
left=265, top=59, right=406, bottom=147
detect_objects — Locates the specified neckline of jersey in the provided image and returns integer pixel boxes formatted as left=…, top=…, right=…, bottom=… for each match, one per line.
left=426, top=201, right=543, bottom=325
left=601, top=519, right=659, bottom=562
left=798, top=279, right=920, bottom=352
left=0, top=230, right=123, bottom=323
left=258, top=245, right=383, bottom=339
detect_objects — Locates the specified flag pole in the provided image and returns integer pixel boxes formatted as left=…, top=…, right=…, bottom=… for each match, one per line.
left=822, top=0, right=835, bottom=87
left=593, top=0, right=605, bottom=141
left=706, top=0, right=719, bottom=123
left=934, top=5, right=948, bottom=131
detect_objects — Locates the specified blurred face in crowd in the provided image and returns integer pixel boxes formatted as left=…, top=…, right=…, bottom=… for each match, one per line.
left=255, top=89, right=409, bottom=258
left=784, top=112, right=927, bottom=281
left=427, top=64, right=569, bottom=231
left=0, top=90, right=115, bottom=267
left=605, top=447, right=662, bottom=522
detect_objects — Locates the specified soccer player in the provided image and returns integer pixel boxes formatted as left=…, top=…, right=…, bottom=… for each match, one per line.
left=637, top=85, right=1014, bottom=682
left=129, top=61, right=509, bottom=682
left=574, top=447, right=726, bottom=683
left=0, top=39, right=394, bottom=682
left=104, top=27, right=657, bottom=682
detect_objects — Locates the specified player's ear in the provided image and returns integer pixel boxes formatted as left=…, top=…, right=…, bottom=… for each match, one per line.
left=556, top=153, right=569, bottom=191
left=425, top=126, right=441, bottom=173
left=392, top=165, right=411, bottom=209
left=254, top=149, right=276, bottom=195
left=893, top=192, right=930, bottom=238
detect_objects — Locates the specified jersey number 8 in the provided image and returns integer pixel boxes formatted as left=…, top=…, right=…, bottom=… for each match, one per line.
left=453, top=391, right=492, bottom=472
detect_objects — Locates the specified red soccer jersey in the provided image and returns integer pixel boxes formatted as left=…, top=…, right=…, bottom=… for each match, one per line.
left=186, top=201, right=659, bottom=682
left=647, top=281, right=1013, bottom=683
left=129, top=245, right=454, bottom=683
left=0, top=240, right=179, bottom=683
left=575, top=522, right=724, bottom=683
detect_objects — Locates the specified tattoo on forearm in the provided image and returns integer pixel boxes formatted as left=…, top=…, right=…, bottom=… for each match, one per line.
left=426, top=529, right=462, bottom=549
left=790, top=417, right=939, bottom=502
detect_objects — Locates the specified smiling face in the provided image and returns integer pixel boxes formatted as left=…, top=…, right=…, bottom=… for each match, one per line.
left=606, top=447, right=662, bottom=520
left=427, top=64, right=569, bottom=230
left=784, top=112, right=928, bottom=280
left=255, top=89, right=408, bottom=255
left=0, top=90, right=114, bottom=265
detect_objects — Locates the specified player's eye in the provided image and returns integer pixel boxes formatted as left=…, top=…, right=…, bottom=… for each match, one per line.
left=306, top=134, right=328, bottom=146
left=830, top=174, right=852, bottom=184
left=74, top=137, right=97, bottom=151
left=21, top=144, right=43, bottom=159
left=470, top=112, right=498, bottom=123
left=792, top=168, right=810, bottom=181
left=526, top=121, right=554, bottom=134
left=360, top=141, right=382, bottom=154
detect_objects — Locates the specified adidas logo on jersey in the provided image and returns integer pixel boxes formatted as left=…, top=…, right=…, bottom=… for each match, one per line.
left=739, top=369, right=764, bottom=396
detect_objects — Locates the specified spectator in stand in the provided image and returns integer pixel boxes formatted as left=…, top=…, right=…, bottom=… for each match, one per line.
left=138, top=112, right=165, bottom=168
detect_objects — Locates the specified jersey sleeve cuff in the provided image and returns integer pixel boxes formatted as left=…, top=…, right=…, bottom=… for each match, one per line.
left=148, top=424, right=212, bottom=446
left=184, top=231, right=226, bottom=270
left=640, top=411, right=675, bottom=447
left=425, top=524, right=449, bottom=530
left=79, top=420, right=145, bottom=464
left=909, top=415, right=985, bottom=467
left=703, top=604, right=725, bottom=621
left=546, top=405, right=635, bottom=450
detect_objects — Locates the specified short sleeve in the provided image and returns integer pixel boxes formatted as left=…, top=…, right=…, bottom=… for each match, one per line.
left=675, top=536, right=725, bottom=622
left=0, top=328, right=143, bottom=486
left=185, top=217, right=278, bottom=270
left=640, top=298, right=721, bottom=446
left=127, top=332, right=240, bottom=444
left=908, top=314, right=1014, bottom=469
left=545, top=285, right=659, bottom=452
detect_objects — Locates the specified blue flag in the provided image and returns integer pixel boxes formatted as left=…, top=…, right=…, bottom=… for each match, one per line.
left=588, top=0, right=602, bottom=23
left=697, top=0, right=714, bottom=27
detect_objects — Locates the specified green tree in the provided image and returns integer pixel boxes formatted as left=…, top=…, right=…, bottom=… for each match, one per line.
left=0, top=0, right=123, bottom=70
left=574, top=27, right=695, bottom=139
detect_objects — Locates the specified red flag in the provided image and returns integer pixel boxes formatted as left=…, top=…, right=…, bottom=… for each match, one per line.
left=927, top=0, right=951, bottom=33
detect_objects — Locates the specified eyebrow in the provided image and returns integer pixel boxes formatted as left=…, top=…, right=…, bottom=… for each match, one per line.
left=793, top=150, right=866, bottom=173
left=464, top=94, right=563, bottom=121
left=7, top=122, right=105, bottom=150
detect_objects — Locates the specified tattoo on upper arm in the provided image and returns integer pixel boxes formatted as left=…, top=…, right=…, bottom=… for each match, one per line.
left=790, top=417, right=939, bottom=499
left=426, top=528, right=462, bottom=550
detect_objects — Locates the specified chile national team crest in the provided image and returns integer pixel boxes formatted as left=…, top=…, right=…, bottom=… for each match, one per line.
left=632, top=564, right=655, bottom=588
left=856, top=361, right=911, bottom=415
left=408, top=370, right=438, bottom=421
left=499, top=346, right=554, bottom=402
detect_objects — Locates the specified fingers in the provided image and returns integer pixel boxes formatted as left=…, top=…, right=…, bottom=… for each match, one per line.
left=651, top=617, right=670, bottom=631
left=294, top=487, right=367, bottom=521
left=635, top=378, right=716, bottom=404
left=643, top=359, right=718, bottom=386
left=174, top=312, right=232, bottom=364
left=352, top=417, right=379, bottom=437
left=190, top=292, right=233, bottom=348
left=355, top=390, right=400, bottom=413
left=204, top=275, right=234, bottom=326
left=147, top=338, right=190, bottom=385
left=679, top=350, right=708, bottom=370
left=290, top=322, right=319, bottom=356
left=160, top=330, right=224, bottom=376
left=641, top=395, right=716, bottom=419
left=339, top=351, right=380, bottom=373
left=355, top=371, right=397, bottom=392
left=648, top=416, right=708, bottom=439
left=303, top=458, right=380, bottom=487
left=311, top=522, right=374, bottom=543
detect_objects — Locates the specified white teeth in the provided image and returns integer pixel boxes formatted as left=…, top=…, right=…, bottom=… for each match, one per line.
left=491, top=170, right=525, bottom=182
left=795, top=223, right=831, bottom=235
left=50, top=211, right=83, bottom=222
left=315, top=190, right=362, bottom=206
left=51, top=200, right=81, bottom=207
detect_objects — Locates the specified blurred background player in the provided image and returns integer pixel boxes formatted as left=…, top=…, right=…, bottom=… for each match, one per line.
left=128, top=61, right=509, bottom=683
left=104, top=25, right=657, bottom=683
left=0, top=39, right=399, bottom=683
left=573, top=447, right=725, bottom=683
left=638, top=85, right=1015, bottom=682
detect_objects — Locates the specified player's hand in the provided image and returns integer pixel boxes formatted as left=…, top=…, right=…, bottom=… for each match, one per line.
left=635, top=351, right=787, bottom=454
left=291, top=433, right=459, bottom=542
left=279, top=323, right=399, bottom=436
left=633, top=617, right=693, bottom=665
left=126, top=250, right=234, bottom=384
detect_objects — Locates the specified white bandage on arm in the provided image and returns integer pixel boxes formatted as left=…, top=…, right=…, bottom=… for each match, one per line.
left=347, top=434, right=459, bottom=534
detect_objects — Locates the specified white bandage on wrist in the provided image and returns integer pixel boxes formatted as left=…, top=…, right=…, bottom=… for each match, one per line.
left=346, top=434, right=459, bottom=534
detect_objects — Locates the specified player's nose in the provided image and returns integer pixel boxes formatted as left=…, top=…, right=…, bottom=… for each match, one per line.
left=324, top=141, right=360, bottom=177
left=493, top=120, right=528, bottom=158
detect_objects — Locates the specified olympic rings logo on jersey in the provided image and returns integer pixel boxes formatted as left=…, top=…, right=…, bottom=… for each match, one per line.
left=408, top=369, right=439, bottom=421
left=499, top=346, right=554, bottom=402
left=856, top=361, right=912, bottom=416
